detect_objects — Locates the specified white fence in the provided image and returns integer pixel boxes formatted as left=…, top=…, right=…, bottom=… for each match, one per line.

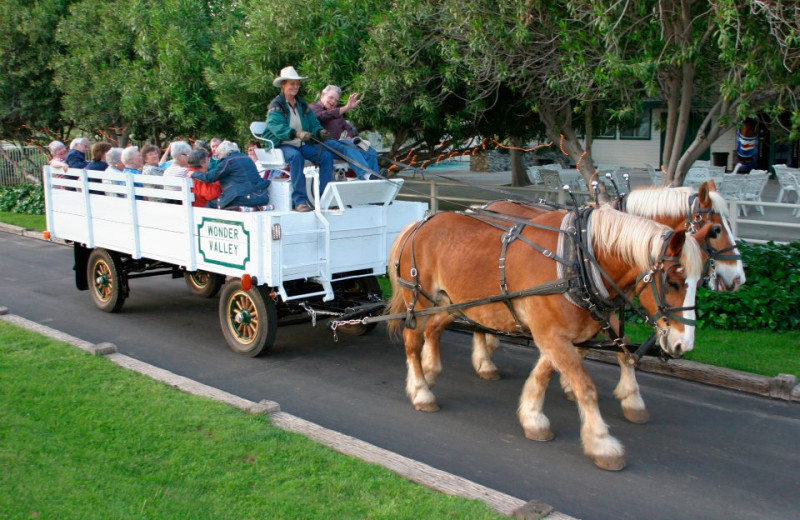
left=396, top=178, right=800, bottom=244
left=0, top=146, right=48, bottom=186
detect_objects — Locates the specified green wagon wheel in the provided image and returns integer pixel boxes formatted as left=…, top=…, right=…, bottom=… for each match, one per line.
left=87, top=248, right=126, bottom=313
left=219, top=280, right=277, bottom=357
left=184, top=270, right=224, bottom=298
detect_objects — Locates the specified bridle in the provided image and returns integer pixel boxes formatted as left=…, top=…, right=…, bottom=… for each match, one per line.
left=685, top=194, right=742, bottom=284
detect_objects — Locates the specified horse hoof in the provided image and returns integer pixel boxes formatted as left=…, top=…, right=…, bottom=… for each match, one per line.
left=478, top=369, right=501, bottom=381
left=593, top=455, right=626, bottom=471
left=524, top=428, right=555, bottom=442
left=414, top=401, right=440, bottom=412
left=623, top=407, right=650, bottom=424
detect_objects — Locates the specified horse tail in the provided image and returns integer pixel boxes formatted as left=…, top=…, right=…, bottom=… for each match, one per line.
left=385, top=221, right=417, bottom=341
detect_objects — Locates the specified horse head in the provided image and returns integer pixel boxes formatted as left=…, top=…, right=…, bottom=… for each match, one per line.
left=692, top=181, right=746, bottom=292
left=635, top=229, right=703, bottom=359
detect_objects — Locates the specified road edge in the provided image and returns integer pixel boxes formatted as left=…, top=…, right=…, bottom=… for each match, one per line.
left=0, top=309, right=574, bottom=520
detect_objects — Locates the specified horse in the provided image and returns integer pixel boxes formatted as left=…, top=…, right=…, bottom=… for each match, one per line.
left=387, top=205, right=704, bottom=470
left=468, top=180, right=745, bottom=424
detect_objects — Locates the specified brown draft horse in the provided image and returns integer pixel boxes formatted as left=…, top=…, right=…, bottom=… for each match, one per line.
left=387, top=205, right=704, bottom=470
left=469, top=180, right=744, bottom=425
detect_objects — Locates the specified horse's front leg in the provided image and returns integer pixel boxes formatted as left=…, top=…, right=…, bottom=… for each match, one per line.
left=472, top=332, right=501, bottom=380
left=614, top=352, right=649, bottom=424
left=404, top=323, right=439, bottom=412
left=559, top=347, right=587, bottom=401
left=517, top=353, right=556, bottom=441
left=550, top=345, right=626, bottom=471
left=421, top=312, right=453, bottom=387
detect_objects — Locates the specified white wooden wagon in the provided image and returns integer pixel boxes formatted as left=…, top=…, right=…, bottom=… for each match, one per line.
left=43, top=165, right=427, bottom=355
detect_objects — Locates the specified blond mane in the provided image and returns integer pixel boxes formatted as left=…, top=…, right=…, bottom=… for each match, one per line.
left=590, top=205, right=703, bottom=279
left=625, top=186, right=729, bottom=219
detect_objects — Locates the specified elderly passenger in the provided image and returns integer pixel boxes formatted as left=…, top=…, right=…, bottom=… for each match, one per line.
left=187, top=149, right=221, bottom=208
left=105, top=148, right=124, bottom=174
left=66, top=138, right=89, bottom=169
left=310, top=84, right=379, bottom=180
left=190, top=140, right=271, bottom=209
left=48, top=141, right=68, bottom=171
left=121, top=146, right=143, bottom=175
left=141, top=144, right=164, bottom=176
left=163, top=141, right=192, bottom=178
left=262, top=66, right=333, bottom=212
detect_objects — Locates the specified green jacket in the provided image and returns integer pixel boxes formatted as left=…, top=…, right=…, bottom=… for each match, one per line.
left=263, top=93, right=323, bottom=146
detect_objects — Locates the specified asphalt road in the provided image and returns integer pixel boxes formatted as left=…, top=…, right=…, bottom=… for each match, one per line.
left=2, top=231, right=799, bottom=520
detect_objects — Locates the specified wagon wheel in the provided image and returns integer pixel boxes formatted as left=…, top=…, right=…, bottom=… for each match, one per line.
left=331, top=275, right=382, bottom=336
left=184, top=270, right=224, bottom=298
left=219, top=280, right=277, bottom=357
left=87, top=248, right=126, bottom=313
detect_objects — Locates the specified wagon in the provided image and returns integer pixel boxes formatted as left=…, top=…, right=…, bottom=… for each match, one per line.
left=43, top=161, right=427, bottom=356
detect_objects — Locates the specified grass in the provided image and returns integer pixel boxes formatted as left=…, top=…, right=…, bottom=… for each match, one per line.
left=624, top=322, right=800, bottom=378
left=0, top=321, right=506, bottom=520
left=0, top=211, right=46, bottom=231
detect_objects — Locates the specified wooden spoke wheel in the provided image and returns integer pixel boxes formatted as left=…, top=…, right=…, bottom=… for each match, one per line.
left=87, top=248, right=126, bottom=313
left=184, top=270, right=224, bottom=298
left=219, top=281, right=277, bottom=357
left=331, top=275, right=382, bottom=336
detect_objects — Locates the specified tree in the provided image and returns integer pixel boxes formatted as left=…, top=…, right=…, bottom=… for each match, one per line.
left=0, top=0, right=74, bottom=145
left=569, top=0, right=800, bottom=185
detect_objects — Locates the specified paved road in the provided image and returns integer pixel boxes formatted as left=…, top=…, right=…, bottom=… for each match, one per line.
left=2, top=232, right=799, bottom=520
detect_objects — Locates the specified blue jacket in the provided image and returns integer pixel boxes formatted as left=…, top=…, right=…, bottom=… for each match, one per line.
left=191, top=152, right=271, bottom=208
left=66, top=150, right=88, bottom=169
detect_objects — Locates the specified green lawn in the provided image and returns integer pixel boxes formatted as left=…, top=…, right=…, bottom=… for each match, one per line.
left=0, top=321, right=506, bottom=520
left=0, top=211, right=46, bottom=231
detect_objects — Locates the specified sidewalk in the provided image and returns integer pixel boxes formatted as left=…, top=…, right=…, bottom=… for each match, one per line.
left=397, top=166, right=800, bottom=243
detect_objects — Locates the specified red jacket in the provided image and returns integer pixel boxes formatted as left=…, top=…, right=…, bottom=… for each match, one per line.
left=188, top=167, right=221, bottom=207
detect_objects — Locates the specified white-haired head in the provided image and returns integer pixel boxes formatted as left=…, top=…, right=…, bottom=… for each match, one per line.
left=215, top=140, right=239, bottom=159
left=48, top=141, right=66, bottom=154
left=69, top=137, right=88, bottom=150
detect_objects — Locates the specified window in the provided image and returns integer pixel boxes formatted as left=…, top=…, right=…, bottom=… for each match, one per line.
left=620, top=108, right=651, bottom=140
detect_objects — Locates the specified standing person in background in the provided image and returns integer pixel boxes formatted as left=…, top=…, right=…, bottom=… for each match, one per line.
left=310, top=84, right=379, bottom=180
left=186, top=149, right=221, bottom=207
left=85, top=142, right=112, bottom=171
left=263, top=66, right=333, bottom=212
left=66, top=138, right=89, bottom=169
left=141, top=144, right=164, bottom=176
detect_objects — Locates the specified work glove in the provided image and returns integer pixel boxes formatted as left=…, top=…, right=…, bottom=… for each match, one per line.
left=297, top=130, right=312, bottom=142
left=318, top=129, right=331, bottom=141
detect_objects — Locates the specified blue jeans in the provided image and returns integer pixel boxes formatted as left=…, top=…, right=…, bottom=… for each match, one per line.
left=280, top=143, right=334, bottom=207
left=323, top=140, right=379, bottom=179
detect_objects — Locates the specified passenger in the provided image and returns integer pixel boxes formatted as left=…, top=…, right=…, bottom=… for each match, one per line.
left=85, top=142, right=113, bottom=171
left=105, top=148, right=125, bottom=174
left=48, top=141, right=68, bottom=171
left=310, top=84, right=379, bottom=180
left=190, top=140, right=271, bottom=209
left=263, top=65, right=333, bottom=212
left=186, top=149, right=221, bottom=208
left=141, top=144, right=164, bottom=176
left=103, top=147, right=125, bottom=197
left=66, top=138, right=90, bottom=169
left=193, top=139, right=210, bottom=156
left=121, top=146, right=143, bottom=175
left=208, top=137, right=222, bottom=170
left=163, top=141, right=191, bottom=178
left=247, top=139, right=268, bottom=177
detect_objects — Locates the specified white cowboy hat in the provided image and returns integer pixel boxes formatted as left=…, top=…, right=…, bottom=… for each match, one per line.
left=272, top=66, right=307, bottom=87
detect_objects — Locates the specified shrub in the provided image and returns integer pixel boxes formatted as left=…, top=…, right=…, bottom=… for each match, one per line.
left=0, top=184, right=44, bottom=214
left=696, top=241, right=799, bottom=332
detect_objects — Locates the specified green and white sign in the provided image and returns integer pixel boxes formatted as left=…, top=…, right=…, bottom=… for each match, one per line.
left=197, top=217, right=251, bottom=269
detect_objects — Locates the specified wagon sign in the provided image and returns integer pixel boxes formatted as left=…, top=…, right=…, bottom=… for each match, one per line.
left=197, top=217, right=251, bottom=269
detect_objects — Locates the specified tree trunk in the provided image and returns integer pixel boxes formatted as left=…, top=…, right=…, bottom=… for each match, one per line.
left=510, top=137, right=529, bottom=186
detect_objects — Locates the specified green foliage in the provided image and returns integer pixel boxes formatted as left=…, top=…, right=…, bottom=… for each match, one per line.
left=696, top=242, right=800, bottom=332
left=0, top=184, right=45, bottom=215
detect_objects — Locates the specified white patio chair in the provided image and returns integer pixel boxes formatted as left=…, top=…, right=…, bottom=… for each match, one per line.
left=526, top=165, right=543, bottom=184
left=738, top=170, right=769, bottom=215
left=645, top=162, right=662, bottom=185
left=717, top=175, right=747, bottom=216
left=707, top=166, right=726, bottom=185
left=684, top=167, right=711, bottom=190
left=693, top=160, right=711, bottom=168
left=774, top=166, right=799, bottom=204
left=539, top=167, right=564, bottom=201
